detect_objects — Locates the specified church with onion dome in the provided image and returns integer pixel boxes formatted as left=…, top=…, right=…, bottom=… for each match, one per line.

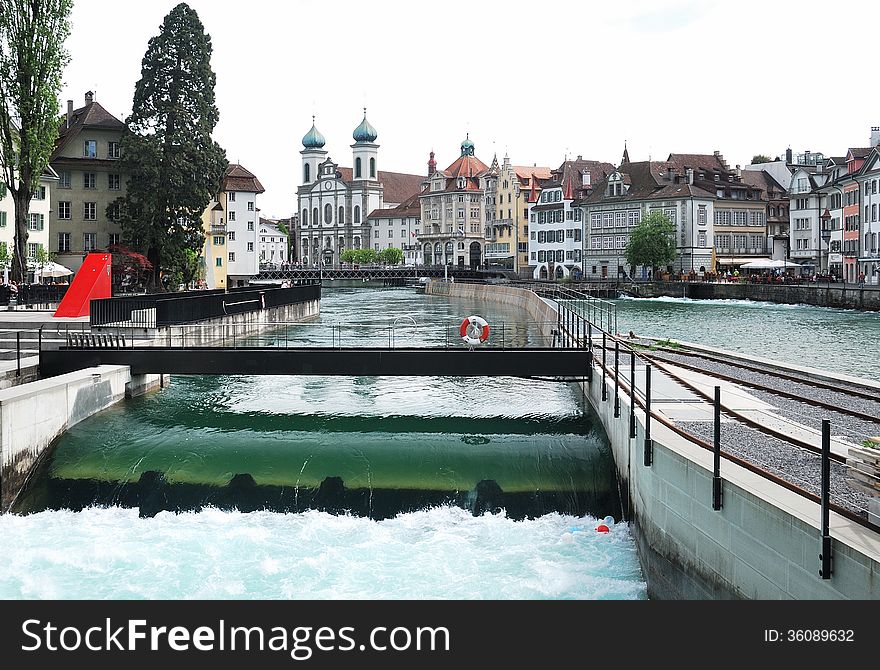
left=296, top=111, right=424, bottom=266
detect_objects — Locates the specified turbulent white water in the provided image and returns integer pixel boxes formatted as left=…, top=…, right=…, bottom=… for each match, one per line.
left=0, top=507, right=646, bottom=600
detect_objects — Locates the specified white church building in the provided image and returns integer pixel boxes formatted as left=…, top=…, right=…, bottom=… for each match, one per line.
left=296, top=111, right=423, bottom=266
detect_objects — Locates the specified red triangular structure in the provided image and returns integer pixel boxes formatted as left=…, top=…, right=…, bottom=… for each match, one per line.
left=54, top=252, right=112, bottom=318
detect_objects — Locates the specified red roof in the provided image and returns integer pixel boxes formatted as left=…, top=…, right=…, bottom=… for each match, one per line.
left=223, top=163, right=265, bottom=194
left=443, top=154, right=489, bottom=178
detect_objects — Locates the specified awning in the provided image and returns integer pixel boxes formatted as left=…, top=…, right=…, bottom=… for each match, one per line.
left=715, top=257, right=771, bottom=266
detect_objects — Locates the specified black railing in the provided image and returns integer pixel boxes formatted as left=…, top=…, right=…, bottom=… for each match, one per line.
left=90, top=282, right=321, bottom=328
left=0, top=283, right=69, bottom=307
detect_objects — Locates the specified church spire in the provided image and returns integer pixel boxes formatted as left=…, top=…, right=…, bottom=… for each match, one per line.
left=621, top=141, right=630, bottom=165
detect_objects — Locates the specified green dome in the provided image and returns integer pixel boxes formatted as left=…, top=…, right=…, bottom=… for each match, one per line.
left=353, top=111, right=378, bottom=143
left=461, top=134, right=475, bottom=156
left=302, top=119, right=326, bottom=149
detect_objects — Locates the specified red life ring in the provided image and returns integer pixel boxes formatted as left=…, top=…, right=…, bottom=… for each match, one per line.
left=460, top=315, right=490, bottom=346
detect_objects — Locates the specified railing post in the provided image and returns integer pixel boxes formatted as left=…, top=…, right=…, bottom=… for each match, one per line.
left=713, top=385, right=723, bottom=511
left=587, top=322, right=592, bottom=353
left=819, top=419, right=833, bottom=580
left=644, top=364, right=653, bottom=466
left=613, top=339, right=620, bottom=418
left=629, top=350, right=636, bottom=438
left=601, top=332, right=607, bottom=401
left=16, top=332, right=21, bottom=377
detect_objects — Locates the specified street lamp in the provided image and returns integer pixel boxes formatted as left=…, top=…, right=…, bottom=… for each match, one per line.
left=819, top=208, right=832, bottom=276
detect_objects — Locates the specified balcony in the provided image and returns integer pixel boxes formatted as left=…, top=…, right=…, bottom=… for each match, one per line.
left=210, top=223, right=226, bottom=234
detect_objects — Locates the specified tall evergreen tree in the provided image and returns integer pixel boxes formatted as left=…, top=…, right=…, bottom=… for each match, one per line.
left=112, top=2, right=227, bottom=289
left=0, top=0, right=72, bottom=283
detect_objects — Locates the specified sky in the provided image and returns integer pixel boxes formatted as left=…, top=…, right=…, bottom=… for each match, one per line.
left=60, top=0, right=880, bottom=218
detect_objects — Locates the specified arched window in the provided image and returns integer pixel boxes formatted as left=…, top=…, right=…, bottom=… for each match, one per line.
left=312, top=208, right=318, bottom=227
left=355, top=157, right=362, bottom=179
left=370, top=158, right=376, bottom=178
left=324, top=204, right=333, bottom=224
left=304, top=164, right=310, bottom=183
left=302, top=209, right=308, bottom=226
left=354, top=205, right=361, bottom=224
left=354, top=236, right=361, bottom=249
left=338, top=206, right=345, bottom=224
left=338, top=236, right=345, bottom=251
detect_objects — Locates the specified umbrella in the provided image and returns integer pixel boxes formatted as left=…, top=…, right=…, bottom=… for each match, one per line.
left=739, top=259, right=776, bottom=269
left=34, top=261, right=73, bottom=278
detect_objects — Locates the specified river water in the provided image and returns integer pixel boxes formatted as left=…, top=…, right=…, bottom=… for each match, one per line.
left=2, top=287, right=646, bottom=600
left=615, top=295, right=880, bottom=379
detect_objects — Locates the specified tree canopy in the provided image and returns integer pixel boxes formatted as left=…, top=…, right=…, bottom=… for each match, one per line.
left=751, top=154, right=771, bottom=165
left=378, top=247, right=404, bottom=265
left=625, top=212, right=677, bottom=272
left=0, top=0, right=72, bottom=282
left=340, top=248, right=378, bottom=265
left=111, top=2, right=227, bottom=290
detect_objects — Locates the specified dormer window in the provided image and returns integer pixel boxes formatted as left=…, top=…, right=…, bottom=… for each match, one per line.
left=458, top=177, right=466, bottom=189
left=713, top=174, right=720, bottom=182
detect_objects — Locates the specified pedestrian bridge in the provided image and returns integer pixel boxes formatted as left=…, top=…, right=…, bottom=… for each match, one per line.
left=39, top=346, right=591, bottom=378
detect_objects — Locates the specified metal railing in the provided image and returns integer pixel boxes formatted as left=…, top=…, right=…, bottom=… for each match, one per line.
left=0, top=283, right=69, bottom=308
left=90, top=282, right=321, bottom=329
left=549, top=294, right=878, bottom=573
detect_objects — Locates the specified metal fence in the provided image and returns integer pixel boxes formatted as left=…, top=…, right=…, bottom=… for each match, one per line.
left=90, top=282, right=321, bottom=328
left=0, top=283, right=69, bottom=307
left=550, top=294, right=879, bottom=575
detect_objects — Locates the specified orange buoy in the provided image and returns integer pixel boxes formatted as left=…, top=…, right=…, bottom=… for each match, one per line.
left=596, top=524, right=610, bottom=533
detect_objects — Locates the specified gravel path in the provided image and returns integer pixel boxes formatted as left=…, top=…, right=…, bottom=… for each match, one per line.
left=737, top=387, right=880, bottom=444
left=681, top=421, right=870, bottom=518
left=651, top=350, right=880, bottom=419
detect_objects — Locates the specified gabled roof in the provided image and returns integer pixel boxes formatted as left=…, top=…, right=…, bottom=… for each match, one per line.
left=332, top=168, right=424, bottom=205
left=52, top=100, right=126, bottom=160
left=367, top=192, right=423, bottom=220
left=512, top=166, right=552, bottom=183
left=223, top=163, right=265, bottom=194
left=577, top=160, right=717, bottom=206
left=666, top=152, right=729, bottom=173
left=739, top=169, right=787, bottom=195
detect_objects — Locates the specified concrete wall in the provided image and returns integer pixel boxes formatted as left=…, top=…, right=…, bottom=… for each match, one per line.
left=632, top=281, right=880, bottom=311
left=0, top=365, right=130, bottom=511
left=433, top=278, right=880, bottom=599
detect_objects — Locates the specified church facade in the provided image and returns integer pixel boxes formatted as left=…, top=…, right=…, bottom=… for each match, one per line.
left=296, top=112, right=423, bottom=266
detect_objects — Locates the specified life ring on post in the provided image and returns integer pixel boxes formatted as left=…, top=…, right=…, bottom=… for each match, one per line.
left=460, top=315, right=490, bottom=346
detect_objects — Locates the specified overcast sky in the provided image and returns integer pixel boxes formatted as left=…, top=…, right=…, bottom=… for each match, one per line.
left=60, top=0, right=880, bottom=217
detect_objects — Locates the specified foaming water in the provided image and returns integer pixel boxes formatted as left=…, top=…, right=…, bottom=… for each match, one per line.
left=0, top=507, right=646, bottom=600
left=615, top=295, right=880, bottom=378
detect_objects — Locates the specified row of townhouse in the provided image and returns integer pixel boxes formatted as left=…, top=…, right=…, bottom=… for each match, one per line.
left=527, top=149, right=767, bottom=280
left=785, top=129, right=880, bottom=283
left=0, top=91, right=275, bottom=287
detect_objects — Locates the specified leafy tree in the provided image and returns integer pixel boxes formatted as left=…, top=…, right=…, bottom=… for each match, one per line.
left=111, top=2, right=227, bottom=291
left=340, top=249, right=356, bottom=264
left=0, top=241, right=10, bottom=269
left=34, top=243, right=48, bottom=267
left=0, top=0, right=73, bottom=283
left=378, top=247, right=403, bottom=265
left=349, top=248, right=377, bottom=265
left=625, top=211, right=677, bottom=275
left=751, top=154, right=771, bottom=165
